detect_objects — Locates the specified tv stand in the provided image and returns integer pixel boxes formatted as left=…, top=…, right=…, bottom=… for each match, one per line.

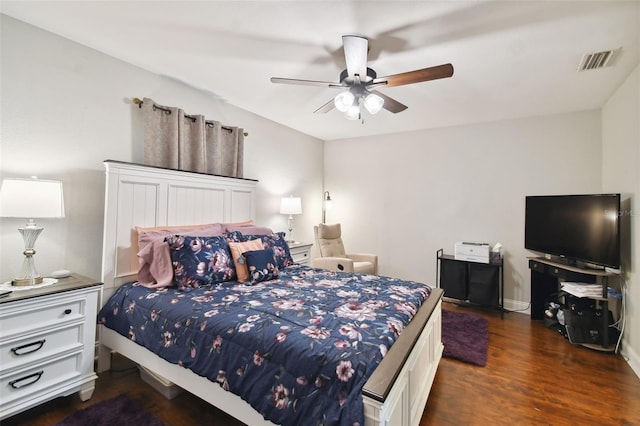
left=541, top=255, right=606, bottom=271
left=528, top=257, right=617, bottom=351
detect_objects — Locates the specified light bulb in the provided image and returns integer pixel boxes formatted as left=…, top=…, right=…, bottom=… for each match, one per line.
left=363, top=93, right=384, bottom=114
left=334, top=91, right=354, bottom=112
left=345, top=105, right=360, bottom=120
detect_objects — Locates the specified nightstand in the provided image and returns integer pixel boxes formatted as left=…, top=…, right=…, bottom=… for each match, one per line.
left=288, top=242, right=313, bottom=266
left=0, top=274, right=102, bottom=420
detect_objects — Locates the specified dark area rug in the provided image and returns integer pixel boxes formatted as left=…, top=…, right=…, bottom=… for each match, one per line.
left=53, top=394, right=165, bottom=426
left=442, top=309, right=489, bottom=366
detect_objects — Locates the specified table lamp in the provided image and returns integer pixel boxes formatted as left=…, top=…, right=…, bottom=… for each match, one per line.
left=280, top=196, right=302, bottom=243
left=0, top=177, right=65, bottom=286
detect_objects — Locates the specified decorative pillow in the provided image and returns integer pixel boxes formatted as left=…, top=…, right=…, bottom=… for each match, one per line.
left=136, top=224, right=226, bottom=288
left=226, top=231, right=293, bottom=269
left=166, top=235, right=235, bottom=290
left=316, top=223, right=347, bottom=257
left=228, top=239, right=265, bottom=283
left=243, top=249, right=279, bottom=284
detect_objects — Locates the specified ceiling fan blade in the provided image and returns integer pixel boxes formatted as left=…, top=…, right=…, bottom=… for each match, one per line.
left=371, top=90, right=408, bottom=113
left=342, top=35, right=368, bottom=80
left=270, top=77, right=343, bottom=88
left=374, top=63, right=454, bottom=88
left=314, top=98, right=336, bottom=114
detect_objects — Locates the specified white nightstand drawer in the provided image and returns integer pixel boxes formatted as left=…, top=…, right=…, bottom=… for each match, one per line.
left=289, top=243, right=312, bottom=265
left=291, top=250, right=310, bottom=263
left=0, top=352, right=82, bottom=407
left=0, top=297, right=84, bottom=340
left=0, top=324, right=83, bottom=373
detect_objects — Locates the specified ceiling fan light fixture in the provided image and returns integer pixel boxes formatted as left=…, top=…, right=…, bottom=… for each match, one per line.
left=344, top=105, right=360, bottom=120
left=334, top=91, right=354, bottom=112
left=363, top=93, right=384, bottom=115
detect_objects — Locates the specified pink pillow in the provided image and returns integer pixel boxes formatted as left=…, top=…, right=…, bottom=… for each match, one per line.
left=228, top=239, right=265, bottom=283
left=223, top=220, right=254, bottom=227
left=136, top=224, right=226, bottom=288
left=137, top=240, right=175, bottom=288
left=137, top=223, right=225, bottom=252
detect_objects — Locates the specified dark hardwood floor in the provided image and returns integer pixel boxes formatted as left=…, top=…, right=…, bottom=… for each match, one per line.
left=5, top=302, right=640, bottom=425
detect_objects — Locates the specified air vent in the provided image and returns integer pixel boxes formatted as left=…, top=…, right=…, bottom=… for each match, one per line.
left=578, top=49, right=617, bottom=71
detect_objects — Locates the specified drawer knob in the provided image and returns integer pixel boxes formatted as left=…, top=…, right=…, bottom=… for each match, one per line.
left=11, top=339, right=46, bottom=356
left=64, top=308, right=72, bottom=315
left=9, top=370, right=44, bottom=389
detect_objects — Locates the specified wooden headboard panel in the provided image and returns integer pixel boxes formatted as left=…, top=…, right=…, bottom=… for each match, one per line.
left=100, top=160, right=257, bottom=299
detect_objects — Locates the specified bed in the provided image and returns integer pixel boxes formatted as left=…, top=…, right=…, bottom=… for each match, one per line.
left=98, top=160, right=443, bottom=426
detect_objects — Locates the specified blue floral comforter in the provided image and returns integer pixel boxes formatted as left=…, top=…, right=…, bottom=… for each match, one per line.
left=98, top=265, right=432, bottom=426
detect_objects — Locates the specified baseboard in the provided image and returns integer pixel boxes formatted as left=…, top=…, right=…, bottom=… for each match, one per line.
left=622, top=342, right=640, bottom=379
left=503, top=298, right=530, bottom=315
left=440, top=297, right=530, bottom=315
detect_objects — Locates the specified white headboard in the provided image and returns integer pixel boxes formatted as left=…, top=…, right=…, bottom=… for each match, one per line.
left=100, top=160, right=257, bottom=299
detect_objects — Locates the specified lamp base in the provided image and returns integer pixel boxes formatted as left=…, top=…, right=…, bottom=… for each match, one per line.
left=13, top=225, right=44, bottom=287
left=12, top=276, right=44, bottom=286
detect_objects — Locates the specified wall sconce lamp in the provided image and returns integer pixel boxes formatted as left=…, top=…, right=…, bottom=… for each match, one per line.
left=322, top=191, right=332, bottom=224
left=0, top=177, right=65, bottom=286
left=280, top=195, right=302, bottom=243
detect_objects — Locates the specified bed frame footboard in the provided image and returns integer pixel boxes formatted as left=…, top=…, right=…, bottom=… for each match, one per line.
left=362, top=298, right=443, bottom=426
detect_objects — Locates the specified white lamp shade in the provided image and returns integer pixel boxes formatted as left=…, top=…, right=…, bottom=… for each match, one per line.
left=364, top=92, right=384, bottom=114
left=345, top=105, right=360, bottom=120
left=334, top=91, right=355, bottom=113
left=0, top=178, right=65, bottom=218
left=280, top=196, right=302, bottom=215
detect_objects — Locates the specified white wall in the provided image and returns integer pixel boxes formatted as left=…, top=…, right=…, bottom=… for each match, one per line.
left=324, top=111, right=603, bottom=310
left=0, top=15, right=323, bottom=282
left=602, top=64, right=639, bottom=375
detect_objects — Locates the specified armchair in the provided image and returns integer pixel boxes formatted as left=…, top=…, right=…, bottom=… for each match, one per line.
left=311, top=223, right=378, bottom=274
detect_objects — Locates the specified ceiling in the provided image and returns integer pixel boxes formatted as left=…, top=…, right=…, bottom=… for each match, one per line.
left=2, top=1, right=639, bottom=141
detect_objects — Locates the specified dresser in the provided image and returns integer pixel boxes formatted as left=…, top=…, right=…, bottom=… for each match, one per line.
left=288, top=242, right=313, bottom=266
left=0, top=275, right=102, bottom=420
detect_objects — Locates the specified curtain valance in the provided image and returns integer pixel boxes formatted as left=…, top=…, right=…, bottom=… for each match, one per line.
left=142, top=97, right=244, bottom=178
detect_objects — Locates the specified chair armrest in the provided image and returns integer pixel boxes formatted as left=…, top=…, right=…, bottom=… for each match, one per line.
left=311, top=257, right=355, bottom=273
left=347, top=253, right=378, bottom=274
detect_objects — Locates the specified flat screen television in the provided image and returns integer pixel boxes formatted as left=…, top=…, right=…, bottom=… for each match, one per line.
left=525, top=193, right=621, bottom=269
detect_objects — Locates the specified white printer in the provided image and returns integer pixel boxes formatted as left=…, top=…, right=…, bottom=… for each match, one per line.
left=454, top=242, right=491, bottom=263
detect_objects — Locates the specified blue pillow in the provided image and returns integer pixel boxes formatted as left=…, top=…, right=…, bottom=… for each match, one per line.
left=166, top=235, right=236, bottom=290
left=225, top=231, right=293, bottom=269
left=243, top=249, right=279, bottom=284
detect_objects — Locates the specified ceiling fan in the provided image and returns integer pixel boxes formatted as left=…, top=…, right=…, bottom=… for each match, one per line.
left=270, top=35, right=454, bottom=121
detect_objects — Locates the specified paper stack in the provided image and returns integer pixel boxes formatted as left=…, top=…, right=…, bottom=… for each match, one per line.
left=560, top=282, right=604, bottom=298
